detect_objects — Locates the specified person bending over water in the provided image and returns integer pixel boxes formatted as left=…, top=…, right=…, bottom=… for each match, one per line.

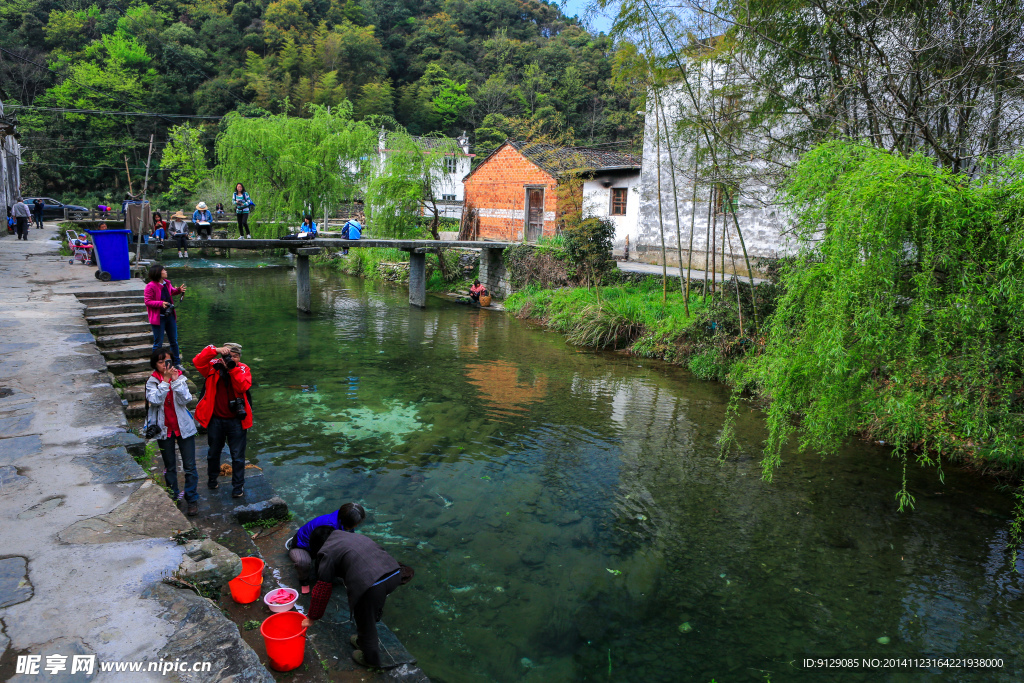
left=303, top=529, right=414, bottom=668
left=288, top=502, right=366, bottom=593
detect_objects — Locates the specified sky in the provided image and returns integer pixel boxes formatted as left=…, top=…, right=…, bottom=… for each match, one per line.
left=560, top=0, right=615, bottom=35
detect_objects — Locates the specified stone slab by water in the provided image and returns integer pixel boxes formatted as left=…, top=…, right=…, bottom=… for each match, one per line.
left=72, top=446, right=148, bottom=484
left=0, top=434, right=42, bottom=466
left=0, top=557, right=33, bottom=609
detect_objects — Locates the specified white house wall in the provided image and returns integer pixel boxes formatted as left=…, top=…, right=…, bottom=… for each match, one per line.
left=0, top=100, right=21, bottom=212
left=637, top=81, right=798, bottom=274
left=582, top=174, right=641, bottom=250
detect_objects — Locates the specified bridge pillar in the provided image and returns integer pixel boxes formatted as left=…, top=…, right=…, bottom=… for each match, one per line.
left=478, top=246, right=508, bottom=299
left=295, top=247, right=322, bottom=312
left=408, top=249, right=426, bottom=308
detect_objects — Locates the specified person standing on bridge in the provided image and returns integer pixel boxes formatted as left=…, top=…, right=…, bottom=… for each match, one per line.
left=232, top=183, right=253, bottom=239
left=144, top=263, right=187, bottom=371
left=193, top=343, right=253, bottom=499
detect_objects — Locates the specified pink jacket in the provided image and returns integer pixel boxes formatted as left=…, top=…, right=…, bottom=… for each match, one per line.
left=144, top=279, right=182, bottom=325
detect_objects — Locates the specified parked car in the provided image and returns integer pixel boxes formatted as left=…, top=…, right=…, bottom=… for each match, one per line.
left=22, top=197, right=90, bottom=220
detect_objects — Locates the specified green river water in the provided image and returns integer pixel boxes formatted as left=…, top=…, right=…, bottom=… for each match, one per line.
left=169, top=260, right=1023, bottom=683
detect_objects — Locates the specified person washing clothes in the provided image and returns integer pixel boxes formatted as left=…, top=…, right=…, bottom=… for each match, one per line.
left=469, top=279, right=487, bottom=304
left=287, top=503, right=366, bottom=593
left=193, top=343, right=253, bottom=499
left=303, top=529, right=414, bottom=668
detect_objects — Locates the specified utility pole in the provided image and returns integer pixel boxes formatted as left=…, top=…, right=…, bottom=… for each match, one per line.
left=134, top=135, right=154, bottom=271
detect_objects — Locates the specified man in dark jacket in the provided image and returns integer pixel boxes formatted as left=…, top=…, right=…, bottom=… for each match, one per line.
left=32, top=198, right=44, bottom=229
left=303, top=530, right=413, bottom=668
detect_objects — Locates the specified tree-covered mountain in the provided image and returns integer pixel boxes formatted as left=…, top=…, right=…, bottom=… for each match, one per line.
left=0, top=0, right=643, bottom=198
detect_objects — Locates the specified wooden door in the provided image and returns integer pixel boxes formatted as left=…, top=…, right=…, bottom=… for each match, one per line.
left=526, top=188, right=544, bottom=242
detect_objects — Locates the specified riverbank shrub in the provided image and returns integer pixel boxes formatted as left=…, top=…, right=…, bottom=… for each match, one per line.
left=504, top=236, right=574, bottom=290
left=723, top=141, right=1024, bottom=509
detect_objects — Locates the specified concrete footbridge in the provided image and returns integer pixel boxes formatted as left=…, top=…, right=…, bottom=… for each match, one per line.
left=177, top=238, right=513, bottom=312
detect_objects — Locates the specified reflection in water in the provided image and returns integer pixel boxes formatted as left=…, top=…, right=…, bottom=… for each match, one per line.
left=175, top=266, right=1024, bottom=683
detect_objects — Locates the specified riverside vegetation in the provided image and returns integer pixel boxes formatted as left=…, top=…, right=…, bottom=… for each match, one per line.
left=509, top=142, right=1024, bottom=554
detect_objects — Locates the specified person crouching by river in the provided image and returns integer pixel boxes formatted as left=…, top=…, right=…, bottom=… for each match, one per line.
left=288, top=503, right=366, bottom=594
left=144, top=263, right=186, bottom=372
left=146, top=348, right=199, bottom=516
left=302, top=530, right=414, bottom=668
left=193, top=343, right=253, bottom=499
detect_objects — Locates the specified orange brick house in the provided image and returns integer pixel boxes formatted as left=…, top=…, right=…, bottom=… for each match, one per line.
left=462, top=140, right=641, bottom=242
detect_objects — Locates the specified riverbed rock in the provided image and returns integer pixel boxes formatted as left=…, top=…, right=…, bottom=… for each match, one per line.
left=233, top=496, right=289, bottom=524
left=177, top=539, right=242, bottom=587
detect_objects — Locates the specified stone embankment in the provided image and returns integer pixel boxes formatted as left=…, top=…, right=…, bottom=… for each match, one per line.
left=0, top=226, right=270, bottom=682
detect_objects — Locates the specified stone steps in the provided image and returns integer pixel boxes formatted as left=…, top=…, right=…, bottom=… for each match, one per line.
left=107, top=357, right=152, bottom=375
left=97, top=332, right=152, bottom=348
left=79, top=296, right=141, bottom=308
left=90, top=320, right=151, bottom=336
left=85, top=303, right=147, bottom=317
left=86, top=312, right=145, bottom=326
left=100, top=344, right=153, bottom=361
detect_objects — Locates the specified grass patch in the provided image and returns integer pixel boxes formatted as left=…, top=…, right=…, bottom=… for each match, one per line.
left=507, top=279, right=706, bottom=353
left=321, top=247, right=407, bottom=280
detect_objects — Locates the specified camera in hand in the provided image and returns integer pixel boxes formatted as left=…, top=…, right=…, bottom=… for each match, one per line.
left=161, top=302, right=175, bottom=315
left=228, top=398, right=247, bottom=419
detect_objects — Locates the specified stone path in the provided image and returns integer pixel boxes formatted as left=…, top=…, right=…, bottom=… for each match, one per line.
left=617, top=259, right=768, bottom=285
left=0, top=226, right=271, bottom=682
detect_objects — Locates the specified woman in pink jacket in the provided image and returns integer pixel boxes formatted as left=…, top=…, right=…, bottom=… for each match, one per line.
left=144, top=263, right=187, bottom=370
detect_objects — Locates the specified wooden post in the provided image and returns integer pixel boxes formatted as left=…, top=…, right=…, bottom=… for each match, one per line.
left=295, top=247, right=322, bottom=312
left=408, top=249, right=427, bottom=308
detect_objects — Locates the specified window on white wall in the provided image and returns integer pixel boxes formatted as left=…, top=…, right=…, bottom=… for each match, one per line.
left=610, top=188, right=627, bottom=216
left=445, top=157, right=458, bottom=173
left=441, top=194, right=456, bottom=201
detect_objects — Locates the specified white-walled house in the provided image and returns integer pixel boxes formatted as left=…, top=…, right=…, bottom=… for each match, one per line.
left=0, top=100, right=22, bottom=213
left=378, top=131, right=474, bottom=219
left=582, top=170, right=641, bottom=254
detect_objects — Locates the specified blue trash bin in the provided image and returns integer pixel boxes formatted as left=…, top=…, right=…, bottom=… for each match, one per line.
left=85, top=229, right=132, bottom=281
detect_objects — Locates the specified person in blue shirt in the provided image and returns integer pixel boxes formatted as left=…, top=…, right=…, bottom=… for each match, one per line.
left=340, top=219, right=361, bottom=255
left=288, top=502, right=366, bottom=593
left=299, top=216, right=317, bottom=238
left=192, top=202, right=213, bottom=239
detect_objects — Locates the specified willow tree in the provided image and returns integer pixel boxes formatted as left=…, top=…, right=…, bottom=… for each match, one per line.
left=216, top=103, right=376, bottom=235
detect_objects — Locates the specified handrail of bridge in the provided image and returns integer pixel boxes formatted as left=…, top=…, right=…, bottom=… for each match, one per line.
left=180, top=238, right=514, bottom=250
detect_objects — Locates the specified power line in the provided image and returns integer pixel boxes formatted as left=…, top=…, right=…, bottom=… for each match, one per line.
left=7, top=104, right=224, bottom=119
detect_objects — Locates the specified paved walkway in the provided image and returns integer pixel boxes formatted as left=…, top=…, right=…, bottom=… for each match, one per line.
left=617, top=260, right=768, bottom=285
left=0, top=226, right=271, bottom=681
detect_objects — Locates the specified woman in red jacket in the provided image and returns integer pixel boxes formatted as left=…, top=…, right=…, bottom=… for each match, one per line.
left=193, top=343, right=253, bottom=498
left=144, top=263, right=187, bottom=370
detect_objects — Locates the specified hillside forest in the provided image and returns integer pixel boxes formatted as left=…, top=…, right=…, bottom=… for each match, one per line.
left=0, top=0, right=644, bottom=202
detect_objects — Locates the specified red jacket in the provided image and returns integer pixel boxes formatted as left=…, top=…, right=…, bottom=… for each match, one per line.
left=192, top=345, right=253, bottom=429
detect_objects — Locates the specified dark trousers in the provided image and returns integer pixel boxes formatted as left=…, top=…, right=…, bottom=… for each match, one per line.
left=236, top=212, right=250, bottom=237
left=353, top=572, right=402, bottom=667
left=33, top=211, right=43, bottom=228
left=175, top=234, right=188, bottom=251
left=15, top=217, right=28, bottom=240
left=151, top=315, right=180, bottom=366
left=207, top=416, right=247, bottom=493
left=158, top=433, right=198, bottom=503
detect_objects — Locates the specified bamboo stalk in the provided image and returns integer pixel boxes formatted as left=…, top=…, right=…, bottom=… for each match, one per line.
left=654, top=86, right=668, bottom=305
left=656, top=91, right=687, bottom=315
